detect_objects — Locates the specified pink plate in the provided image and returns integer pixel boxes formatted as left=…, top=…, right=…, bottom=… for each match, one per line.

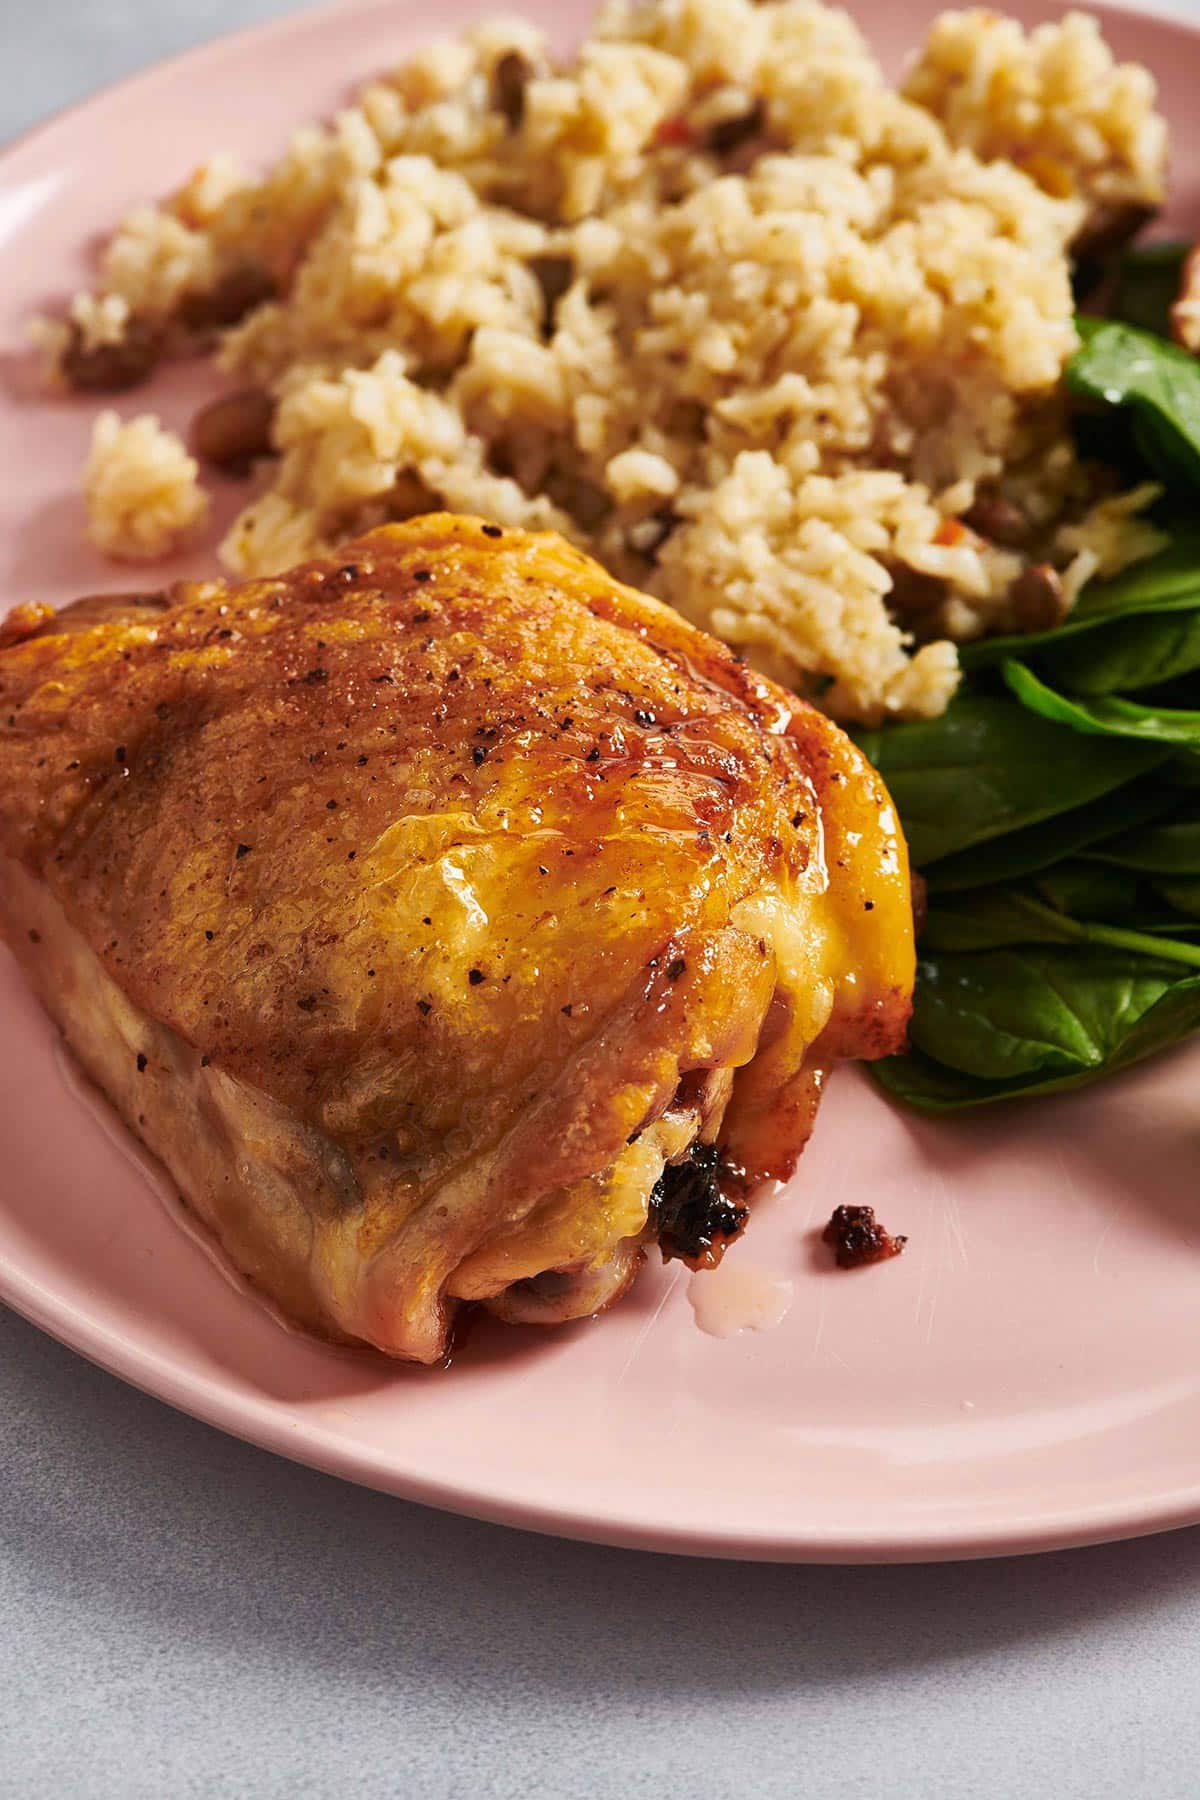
left=3, top=0, right=1200, bottom=1563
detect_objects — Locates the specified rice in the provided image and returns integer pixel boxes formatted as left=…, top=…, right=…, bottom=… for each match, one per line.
left=53, top=0, right=1168, bottom=723
left=83, top=412, right=208, bottom=561
left=903, top=10, right=1166, bottom=224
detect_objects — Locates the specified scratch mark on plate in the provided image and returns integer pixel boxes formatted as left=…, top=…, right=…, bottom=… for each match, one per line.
left=1092, top=1219, right=1115, bottom=1279
left=943, top=1184, right=969, bottom=1272
left=1054, top=1145, right=1085, bottom=1216
left=808, top=1278, right=828, bottom=1363
left=614, top=1266, right=681, bottom=1387
left=922, top=1257, right=941, bottom=1344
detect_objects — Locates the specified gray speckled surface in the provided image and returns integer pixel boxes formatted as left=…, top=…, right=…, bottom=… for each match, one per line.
left=4, top=4, right=1200, bottom=1795
left=6, top=1304, right=1200, bottom=1799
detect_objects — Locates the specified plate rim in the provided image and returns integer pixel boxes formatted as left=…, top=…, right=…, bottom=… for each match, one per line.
left=8, top=1254, right=1200, bottom=1565
left=4, top=0, right=1200, bottom=1565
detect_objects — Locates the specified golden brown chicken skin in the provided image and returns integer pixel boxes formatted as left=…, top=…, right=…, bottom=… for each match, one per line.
left=0, top=515, right=913, bottom=1362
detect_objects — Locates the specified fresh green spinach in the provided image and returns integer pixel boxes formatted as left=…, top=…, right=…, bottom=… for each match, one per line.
left=909, top=945, right=1200, bottom=1082
left=1004, top=659, right=1200, bottom=746
left=1109, top=243, right=1189, bottom=339
left=1067, top=318, right=1200, bottom=489
left=1031, top=860, right=1144, bottom=919
left=873, top=950, right=1200, bottom=1109
left=874, top=960, right=1200, bottom=1111
left=1036, top=607, right=1200, bottom=694
left=920, top=888, right=1200, bottom=967
left=1154, top=877, right=1200, bottom=916
left=1086, top=817, right=1200, bottom=873
left=962, top=538, right=1200, bottom=675
left=864, top=299, right=1200, bottom=1111
left=924, top=779, right=1173, bottom=893
left=853, top=696, right=1166, bottom=865
left=1166, top=752, right=1200, bottom=788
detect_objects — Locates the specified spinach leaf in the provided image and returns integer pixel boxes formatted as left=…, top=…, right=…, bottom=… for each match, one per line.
left=874, top=959, right=1200, bottom=1111
left=960, top=528, right=1200, bottom=672
left=925, top=778, right=1173, bottom=893
left=1037, top=607, right=1200, bottom=694
left=860, top=309, right=1200, bottom=1114
left=920, top=888, right=1200, bottom=968
left=908, top=945, right=1200, bottom=1085
left=853, top=696, right=1166, bottom=866
left=1166, top=753, right=1200, bottom=788
left=1154, top=878, right=1200, bottom=916
left=1086, top=817, right=1200, bottom=873
left=1067, top=318, right=1200, bottom=490
left=920, top=891, right=1073, bottom=952
left=1074, top=527, right=1200, bottom=618
left=1032, top=861, right=1144, bottom=919
left=1004, top=659, right=1200, bottom=746
left=1109, top=242, right=1188, bottom=339
left=871, top=1047, right=1030, bottom=1110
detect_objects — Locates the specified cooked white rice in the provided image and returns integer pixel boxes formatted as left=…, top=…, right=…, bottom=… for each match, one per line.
left=51, top=1, right=1169, bottom=722
left=83, top=411, right=209, bottom=561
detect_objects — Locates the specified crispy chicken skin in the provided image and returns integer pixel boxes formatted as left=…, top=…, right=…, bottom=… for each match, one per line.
left=0, top=515, right=913, bottom=1362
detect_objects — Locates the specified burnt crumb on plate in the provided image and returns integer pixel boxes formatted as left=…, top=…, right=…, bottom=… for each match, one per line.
left=822, top=1203, right=907, bottom=1269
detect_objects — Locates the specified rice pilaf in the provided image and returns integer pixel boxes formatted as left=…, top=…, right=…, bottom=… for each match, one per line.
left=55, top=0, right=1169, bottom=722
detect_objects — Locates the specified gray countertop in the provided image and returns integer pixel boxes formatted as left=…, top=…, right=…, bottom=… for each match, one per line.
left=4, top=4, right=1200, bottom=1796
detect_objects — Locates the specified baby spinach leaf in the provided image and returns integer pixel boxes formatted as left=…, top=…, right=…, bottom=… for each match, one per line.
left=1109, top=242, right=1189, bottom=339
left=1004, top=659, right=1200, bottom=745
left=873, top=960, right=1200, bottom=1111
left=1153, top=877, right=1200, bottom=916
left=871, top=1047, right=1033, bottom=1110
left=858, top=419, right=1200, bottom=1110
left=1037, top=607, right=1200, bottom=694
left=921, top=888, right=1200, bottom=968
left=1032, top=860, right=1145, bottom=919
left=960, top=528, right=1200, bottom=673
left=1068, top=318, right=1200, bottom=490
left=924, top=778, right=1172, bottom=893
left=1086, top=817, right=1200, bottom=874
left=908, top=945, right=1200, bottom=1084
left=1166, top=752, right=1200, bottom=788
left=911, top=949, right=1101, bottom=1080
left=854, top=696, right=1167, bottom=865
left=919, top=891, right=1073, bottom=952
left=1076, top=526, right=1200, bottom=615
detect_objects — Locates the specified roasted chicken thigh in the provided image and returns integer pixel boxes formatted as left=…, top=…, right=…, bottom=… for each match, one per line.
left=0, top=515, right=913, bottom=1362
